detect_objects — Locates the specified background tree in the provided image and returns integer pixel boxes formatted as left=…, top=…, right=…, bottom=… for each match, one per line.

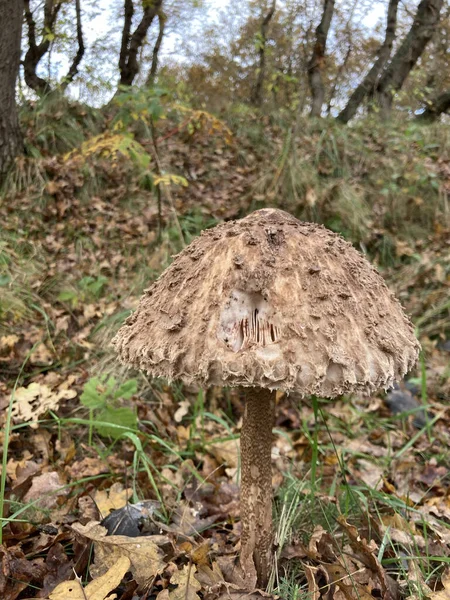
left=23, top=0, right=85, bottom=95
left=308, top=0, right=335, bottom=116
left=251, top=0, right=276, bottom=106
left=337, top=0, right=399, bottom=123
left=375, top=0, right=444, bottom=116
left=119, top=0, right=163, bottom=86
left=0, top=0, right=23, bottom=178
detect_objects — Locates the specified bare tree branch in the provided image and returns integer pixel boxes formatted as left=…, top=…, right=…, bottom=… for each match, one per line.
left=147, top=9, right=166, bottom=85
left=61, top=0, right=85, bottom=90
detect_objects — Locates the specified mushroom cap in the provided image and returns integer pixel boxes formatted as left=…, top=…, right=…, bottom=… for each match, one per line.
left=113, top=209, right=420, bottom=396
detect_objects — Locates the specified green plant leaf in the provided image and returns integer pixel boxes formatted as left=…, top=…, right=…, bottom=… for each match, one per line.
left=114, top=379, right=138, bottom=400
left=80, top=377, right=106, bottom=409
left=95, top=406, right=138, bottom=439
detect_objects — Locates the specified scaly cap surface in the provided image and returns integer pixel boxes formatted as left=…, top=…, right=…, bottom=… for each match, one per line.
left=113, top=209, right=420, bottom=396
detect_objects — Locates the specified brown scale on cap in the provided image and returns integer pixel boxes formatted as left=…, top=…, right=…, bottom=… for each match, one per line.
left=113, top=208, right=420, bottom=397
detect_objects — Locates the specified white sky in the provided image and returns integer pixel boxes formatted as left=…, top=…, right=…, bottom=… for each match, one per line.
left=44, top=0, right=391, bottom=103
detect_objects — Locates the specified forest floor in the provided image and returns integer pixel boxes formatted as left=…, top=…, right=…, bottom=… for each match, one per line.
left=0, top=93, right=450, bottom=600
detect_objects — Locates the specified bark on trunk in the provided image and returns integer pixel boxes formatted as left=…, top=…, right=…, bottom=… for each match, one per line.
left=308, top=0, right=335, bottom=117
left=251, top=0, right=276, bottom=107
left=24, top=0, right=84, bottom=94
left=0, top=0, right=24, bottom=178
left=119, top=0, right=163, bottom=87
left=23, top=0, right=62, bottom=95
left=147, top=10, right=166, bottom=85
left=337, top=0, right=399, bottom=124
left=376, top=0, right=444, bottom=117
left=417, top=89, right=450, bottom=121
left=240, top=387, right=275, bottom=590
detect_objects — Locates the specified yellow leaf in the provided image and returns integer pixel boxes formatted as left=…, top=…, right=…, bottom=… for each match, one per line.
left=154, top=174, right=189, bottom=187
left=93, top=482, right=132, bottom=517
left=50, top=555, right=130, bottom=600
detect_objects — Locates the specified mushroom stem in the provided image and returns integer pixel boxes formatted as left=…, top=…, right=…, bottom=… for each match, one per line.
left=240, top=386, right=276, bottom=589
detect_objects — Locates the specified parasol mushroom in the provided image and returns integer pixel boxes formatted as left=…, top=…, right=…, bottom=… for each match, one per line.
left=112, top=208, right=420, bottom=589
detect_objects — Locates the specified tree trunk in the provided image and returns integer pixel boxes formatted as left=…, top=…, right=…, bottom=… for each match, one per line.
left=23, top=0, right=63, bottom=95
left=376, top=0, right=444, bottom=117
left=0, top=0, right=23, bottom=178
left=119, top=0, right=163, bottom=87
left=417, top=89, right=450, bottom=121
left=337, top=0, right=399, bottom=124
left=308, top=0, right=335, bottom=117
left=147, top=10, right=166, bottom=85
left=251, top=0, right=276, bottom=107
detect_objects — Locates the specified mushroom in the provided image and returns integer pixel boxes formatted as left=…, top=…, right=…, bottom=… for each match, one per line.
left=112, top=208, right=420, bottom=589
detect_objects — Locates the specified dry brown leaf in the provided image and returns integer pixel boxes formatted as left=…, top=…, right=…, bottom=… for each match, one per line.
left=49, top=555, right=130, bottom=600
left=337, top=516, right=394, bottom=599
left=321, top=563, right=374, bottom=600
left=208, top=438, right=240, bottom=468
left=0, top=335, right=19, bottom=350
left=72, top=521, right=165, bottom=588
left=30, top=343, right=53, bottom=365
left=356, top=459, right=384, bottom=490
left=170, top=564, right=201, bottom=600
left=23, top=471, right=68, bottom=510
left=93, top=483, right=132, bottom=518
left=195, top=562, right=224, bottom=588
left=12, top=383, right=76, bottom=426
left=303, top=564, right=320, bottom=600
left=429, top=570, right=450, bottom=600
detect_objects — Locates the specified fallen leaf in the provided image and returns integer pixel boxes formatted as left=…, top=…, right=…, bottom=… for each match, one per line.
left=30, top=342, right=53, bottom=365
left=72, top=520, right=166, bottom=588
left=12, top=383, right=76, bottom=427
left=424, top=569, right=450, bottom=600
left=23, top=471, right=68, bottom=511
left=208, top=438, right=240, bottom=468
left=174, top=399, right=190, bottom=423
left=93, top=482, right=132, bottom=518
left=49, top=554, right=131, bottom=600
left=303, top=564, right=320, bottom=600
left=170, top=564, right=201, bottom=600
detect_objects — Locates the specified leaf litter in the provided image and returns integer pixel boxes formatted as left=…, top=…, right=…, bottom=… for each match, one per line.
left=0, top=108, right=449, bottom=599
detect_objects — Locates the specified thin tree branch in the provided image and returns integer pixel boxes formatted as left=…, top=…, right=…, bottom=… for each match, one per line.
left=61, top=0, right=85, bottom=89
left=147, top=10, right=166, bottom=84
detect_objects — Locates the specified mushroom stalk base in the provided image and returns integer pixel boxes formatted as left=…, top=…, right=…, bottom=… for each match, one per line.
left=240, top=386, right=275, bottom=589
